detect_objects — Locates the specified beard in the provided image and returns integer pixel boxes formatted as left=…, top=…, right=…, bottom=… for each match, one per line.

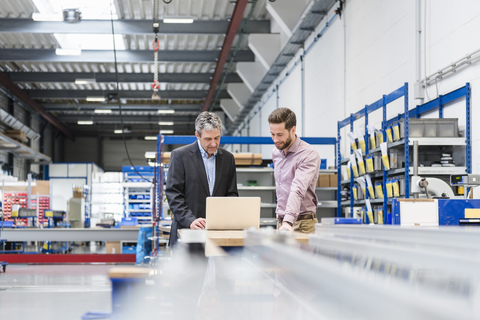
left=275, top=133, right=293, bottom=150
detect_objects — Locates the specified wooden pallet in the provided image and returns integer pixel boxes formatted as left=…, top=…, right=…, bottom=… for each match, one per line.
left=5, top=130, right=28, bottom=143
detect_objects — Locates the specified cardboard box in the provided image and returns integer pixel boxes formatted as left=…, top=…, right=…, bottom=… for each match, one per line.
left=233, top=153, right=263, bottom=166
left=106, top=241, right=121, bottom=254
left=329, top=174, right=338, bottom=187
left=317, top=174, right=330, bottom=187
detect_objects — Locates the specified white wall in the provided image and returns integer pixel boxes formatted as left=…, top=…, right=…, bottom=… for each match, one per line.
left=243, top=0, right=480, bottom=174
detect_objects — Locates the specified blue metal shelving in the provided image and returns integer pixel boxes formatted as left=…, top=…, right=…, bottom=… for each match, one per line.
left=337, top=83, right=471, bottom=223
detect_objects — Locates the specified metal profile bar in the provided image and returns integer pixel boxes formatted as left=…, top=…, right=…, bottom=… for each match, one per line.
left=315, top=224, right=480, bottom=252
left=404, top=83, right=410, bottom=198
left=245, top=230, right=471, bottom=320
left=308, top=233, right=480, bottom=277
left=466, top=83, right=471, bottom=174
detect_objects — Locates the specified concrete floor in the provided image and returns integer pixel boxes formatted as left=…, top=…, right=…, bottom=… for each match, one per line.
left=0, top=264, right=116, bottom=320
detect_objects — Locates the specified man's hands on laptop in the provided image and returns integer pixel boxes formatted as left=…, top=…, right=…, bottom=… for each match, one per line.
left=190, top=218, right=206, bottom=229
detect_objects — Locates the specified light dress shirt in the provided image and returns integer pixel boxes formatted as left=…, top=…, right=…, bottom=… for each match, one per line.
left=197, top=140, right=217, bottom=196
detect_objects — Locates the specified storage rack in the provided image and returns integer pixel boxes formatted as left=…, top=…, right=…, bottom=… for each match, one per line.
left=122, top=166, right=154, bottom=224
left=337, top=83, right=471, bottom=222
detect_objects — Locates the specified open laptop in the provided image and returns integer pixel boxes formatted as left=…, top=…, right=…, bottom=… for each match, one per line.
left=206, top=197, right=261, bottom=230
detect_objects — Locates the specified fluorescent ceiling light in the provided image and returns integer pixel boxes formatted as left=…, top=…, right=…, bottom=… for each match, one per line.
left=158, top=121, right=174, bottom=126
left=160, top=130, right=174, bottom=135
left=144, top=136, right=158, bottom=140
left=114, top=129, right=123, bottom=134
left=78, top=120, right=93, bottom=125
left=163, top=17, right=194, bottom=24
left=157, top=109, right=175, bottom=114
left=55, top=33, right=126, bottom=51
left=32, top=13, right=63, bottom=21
left=145, top=152, right=156, bottom=159
left=86, top=96, right=106, bottom=102
left=94, top=109, right=112, bottom=114
left=75, top=78, right=96, bottom=84
left=55, top=48, right=82, bottom=56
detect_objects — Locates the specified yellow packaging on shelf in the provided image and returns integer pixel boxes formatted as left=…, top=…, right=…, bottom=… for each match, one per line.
left=377, top=132, right=383, bottom=144
left=362, top=187, right=366, bottom=199
left=358, top=160, right=366, bottom=175
left=346, top=166, right=351, bottom=180
left=358, top=139, right=366, bottom=154
left=382, top=154, right=390, bottom=170
left=369, top=135, right=376, bottom=150
left=367, top=186, right=375, bottom=199
left=352, top=165, right=359, bottom=178
left=352, top=186, right=358, bottom=200
left=366, top=156, right=374, bottom=173
left=386, top=181, right=393, bottom=198
left=375, top=183, right=384, bottom=199
left=458, top=186, right=464, bottom=195
left=386, top=127, right=393, bottom=143
left=392, top=180, right=400, bottom=197
left=351, top=142, right=357, bottom=151
left=367, top=211, right=374, bottom=224
left=377, top=208, right=384, bottom=224
left=393, top=123, right=400, bottom=141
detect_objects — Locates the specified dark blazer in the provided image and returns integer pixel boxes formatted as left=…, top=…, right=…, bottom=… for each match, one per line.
left=165, top=141, right=238, bottom=246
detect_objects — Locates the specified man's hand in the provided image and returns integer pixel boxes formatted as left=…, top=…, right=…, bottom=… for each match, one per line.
left=190, top=218, right=206, bottom=229
left=278, top=221, right=294, bottom=232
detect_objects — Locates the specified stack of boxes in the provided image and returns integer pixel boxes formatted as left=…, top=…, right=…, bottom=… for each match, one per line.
left=317, top=173, right=337, bottom=188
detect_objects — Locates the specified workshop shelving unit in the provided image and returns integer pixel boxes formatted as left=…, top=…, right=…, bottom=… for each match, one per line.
left=122, top=166, right=154, bottom=224
left=337, top=83, right=471, bottom=223
left=91, top=172, right=123, bottom=225
left=2, top=192, right=28, bottom=226
left=31, top=195, right=50, bottom=226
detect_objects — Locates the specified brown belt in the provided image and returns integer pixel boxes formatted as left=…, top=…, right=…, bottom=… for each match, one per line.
left=278, top=213, right=316, bottom=222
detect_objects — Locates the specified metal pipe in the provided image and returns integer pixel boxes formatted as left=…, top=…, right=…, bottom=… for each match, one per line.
left=414, top=0, right=424, bottom=99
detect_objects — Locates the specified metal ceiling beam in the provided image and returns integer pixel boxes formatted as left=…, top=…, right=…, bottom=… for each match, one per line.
left=0, top=49, right=255, bottom=63
left=203, top=0, right=249, bottom=111
left=6, top=72, right=242, bottom=84
left=0, top=71, right=74, bottom=140
left=0, top=19, right=270, bottom=35
left=43, top=103, right=204, bottom=111
left=25, top=89, right=230, bottom=100
left=57, top=115, right=197, bottom=123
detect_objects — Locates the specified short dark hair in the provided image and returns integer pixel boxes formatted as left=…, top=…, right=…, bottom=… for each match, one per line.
left=268, top=108, right=296, bottom=130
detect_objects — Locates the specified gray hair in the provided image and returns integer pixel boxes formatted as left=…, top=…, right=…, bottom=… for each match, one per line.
left=195, top=111, right=222, bottom=136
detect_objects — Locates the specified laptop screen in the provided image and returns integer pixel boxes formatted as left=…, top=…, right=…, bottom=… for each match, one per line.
left=205, top=197, right=261, bottom=230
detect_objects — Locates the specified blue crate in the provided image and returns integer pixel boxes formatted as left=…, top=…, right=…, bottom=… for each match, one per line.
left=121, top=217, right=138, bottom=226
left=122, top=246, right=136, bottom=254
left=0, top=221, right=14, bottom=228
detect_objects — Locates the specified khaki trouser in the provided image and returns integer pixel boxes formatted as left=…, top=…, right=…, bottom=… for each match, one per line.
left=277, top=214, right=318, bottom=233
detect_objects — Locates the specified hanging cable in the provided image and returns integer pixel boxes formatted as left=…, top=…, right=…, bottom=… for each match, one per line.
left=109, top=3, right=151, bottom=183
left=152, top=0, right=161, bottom=100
